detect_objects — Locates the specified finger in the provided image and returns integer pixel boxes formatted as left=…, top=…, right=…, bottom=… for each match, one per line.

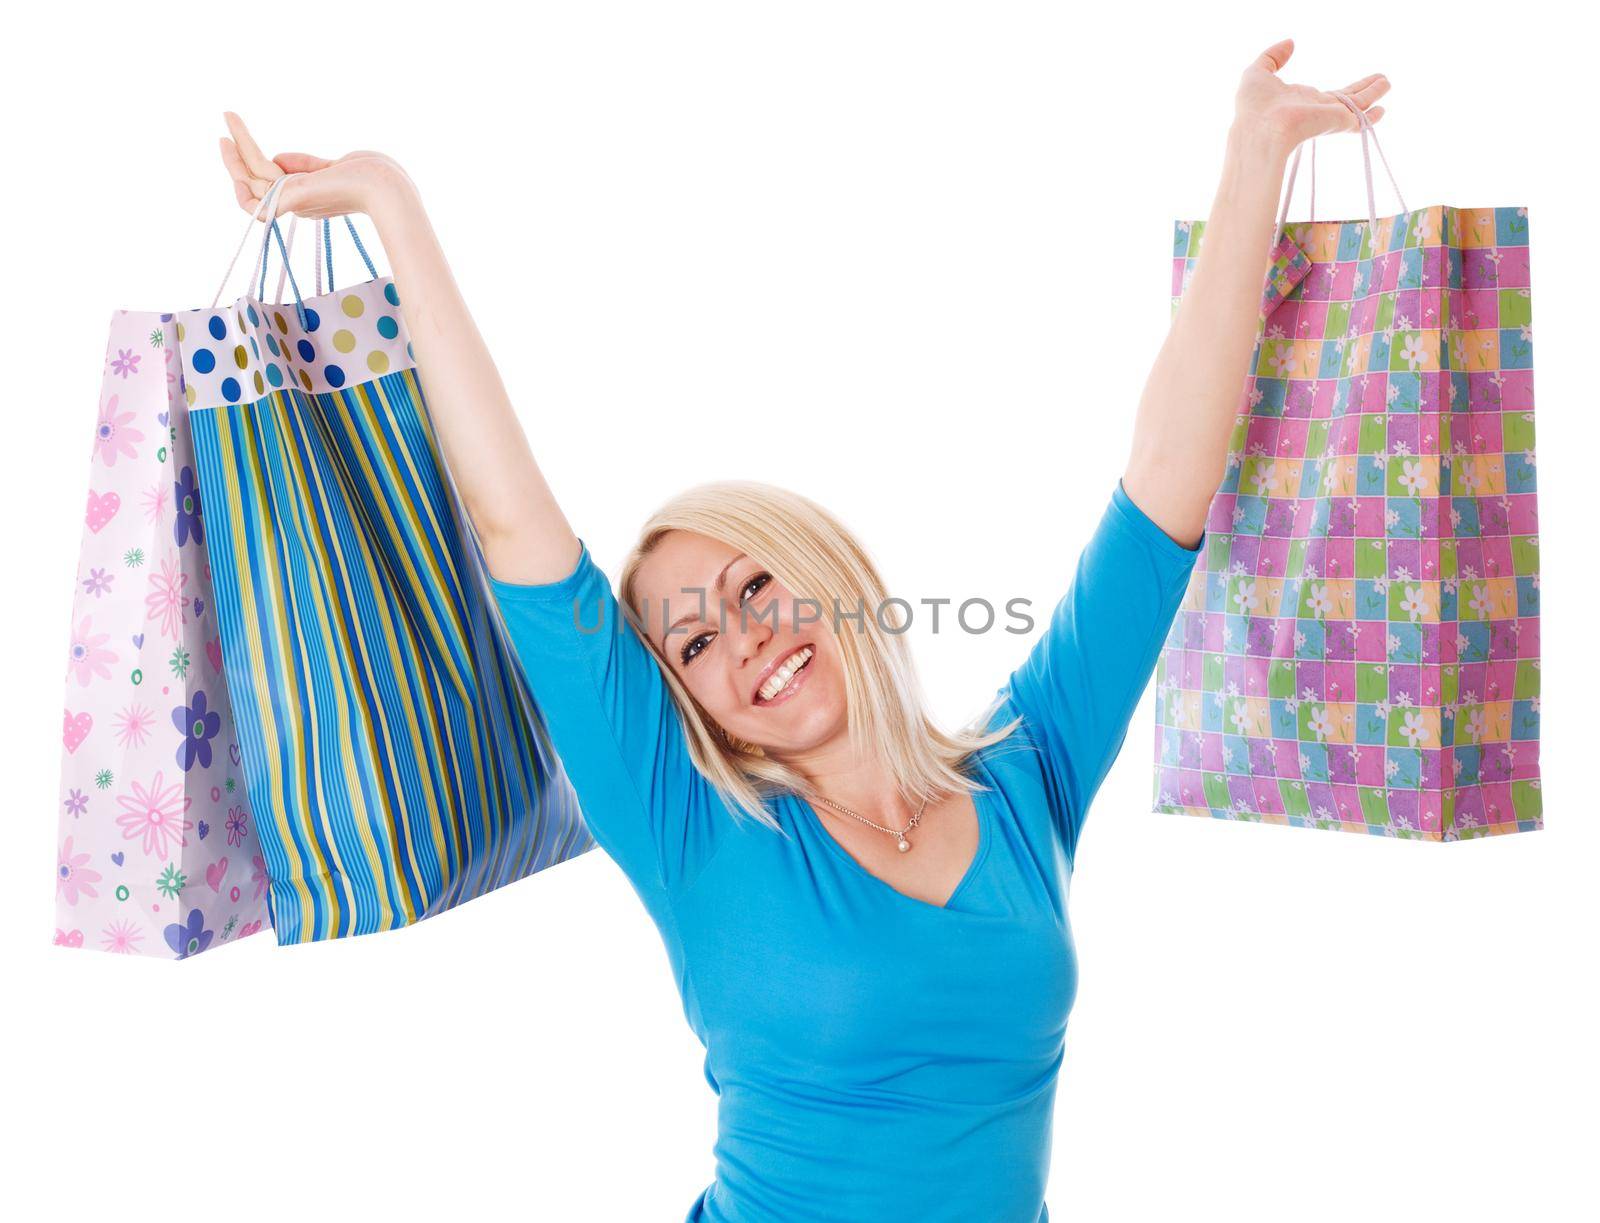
left=1336, top=74, right=1391, bottom=111
left=1323, top=91, right=1381, bottom=133
left=219, top=137, right=261, bottom=190
left=267, top=173, right=320, bottom=218
left=228, top=172, right=274, bottom=217
left=221, top=138, right=280, bottom=210
left=220, top=138, right=273, bottom=211
left=1337, top=72, right=1382, bottom=96
left=272, top=150, right=336, bottom=174
left=1334, top=103, right=1385, bottom=132
left=223, top=111, right=284, bottom=184
left=1252, top=37, right=1294, bottom=74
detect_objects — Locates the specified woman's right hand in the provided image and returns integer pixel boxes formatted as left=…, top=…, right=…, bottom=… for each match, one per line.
left=218, top=111, right=413, bottom=221
left=218, top=112, right=581, bottom=583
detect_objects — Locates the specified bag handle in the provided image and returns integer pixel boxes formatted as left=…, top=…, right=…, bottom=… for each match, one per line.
left=267, top=212, right=301, bottom=305
left=252, top=203, right=382, bottom=304
left=252, top=212, right=383, bottom=315
left=316, top=216, right=380, bottom=295
left=255, top=213, right=310, bottom=329
left=1271, top=90, right=1409, bottom=256
left=210, top=175, right=310, bottom=329
left=260, top=213, right=377, bottom=300
left=210, top=173, right=283, bottom=309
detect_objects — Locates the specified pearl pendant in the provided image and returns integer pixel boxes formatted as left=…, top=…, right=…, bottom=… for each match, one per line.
left=896, top=837, right=911, bottom=853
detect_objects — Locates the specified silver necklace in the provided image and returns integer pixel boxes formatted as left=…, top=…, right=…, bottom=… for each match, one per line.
left=811, top=793, right=931, bottom=853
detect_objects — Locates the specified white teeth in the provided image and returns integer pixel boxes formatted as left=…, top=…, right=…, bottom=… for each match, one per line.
left=758, top=646, right=814, bottom=702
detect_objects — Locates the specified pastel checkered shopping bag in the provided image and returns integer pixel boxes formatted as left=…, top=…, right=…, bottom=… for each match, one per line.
left=184, top=179, right=593, bottom=941
left=1152, top=116, right=1541, bottom=841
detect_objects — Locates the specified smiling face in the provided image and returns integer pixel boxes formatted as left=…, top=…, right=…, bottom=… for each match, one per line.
left=630, top=529, right=848, bottom=757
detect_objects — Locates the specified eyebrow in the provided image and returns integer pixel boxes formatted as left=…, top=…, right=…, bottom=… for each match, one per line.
left=656, top=553, right=748, bottom=654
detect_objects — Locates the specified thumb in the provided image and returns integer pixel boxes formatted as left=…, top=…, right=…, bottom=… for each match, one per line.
left=1252, top=37, right=1294, bottom=74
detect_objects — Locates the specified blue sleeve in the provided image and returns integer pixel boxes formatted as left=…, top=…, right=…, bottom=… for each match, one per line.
left=489, top=540, right=727, bottom=900
left=999, top=480, right=1203, bottom=865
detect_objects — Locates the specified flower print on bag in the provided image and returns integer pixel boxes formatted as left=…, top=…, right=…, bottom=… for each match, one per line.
left=144, top=554, right=190, bottom=640
left=81, top=568, right=115, bottom=599
left=56, top=836, right=101, bottom=905
left=114, top=771, right=194, bottom=860
left=174, top=691, right=221, bottom=771
left=165, top=908, right=213, bottom=960
left=109, top=348, right=142, bottom=379
left=173, top=466, right=204, bottom=548
left=155, top=863, right=188, bottom=899
left=100, top=919, right=144, bottom=955
left=93, top=393, right=144, bottom=466
left=67, top=616, right=117, bottom=686
left=114, top=703, right=155, bottom=749
left=141, top=481, right=169, bottom=525
left=226, top=806, right=249, bottom=846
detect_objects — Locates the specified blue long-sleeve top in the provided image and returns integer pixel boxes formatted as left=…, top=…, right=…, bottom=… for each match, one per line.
left=490, top=480, right=1202, bottom=1222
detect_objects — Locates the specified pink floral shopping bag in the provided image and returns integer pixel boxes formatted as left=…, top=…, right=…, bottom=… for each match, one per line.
left=1152, top=115, right=1541, bottom=841
left=54, top=310, right=271, bottom=957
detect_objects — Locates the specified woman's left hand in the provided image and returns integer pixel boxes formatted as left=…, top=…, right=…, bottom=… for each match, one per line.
left=1234, top=38, right=1389, bottom=153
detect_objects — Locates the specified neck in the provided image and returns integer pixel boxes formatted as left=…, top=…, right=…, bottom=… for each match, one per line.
left=777, top=732, right=920, bottom=821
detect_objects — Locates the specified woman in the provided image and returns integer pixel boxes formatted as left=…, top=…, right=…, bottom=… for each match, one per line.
left=221, top=38, right=1387, bottom=1223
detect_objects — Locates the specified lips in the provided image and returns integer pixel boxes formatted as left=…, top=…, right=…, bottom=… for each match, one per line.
left=752, top=644, right=815, bottom=705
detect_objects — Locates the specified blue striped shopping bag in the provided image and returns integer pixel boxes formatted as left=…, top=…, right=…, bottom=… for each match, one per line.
left=184, top=179, right=592, bottom=942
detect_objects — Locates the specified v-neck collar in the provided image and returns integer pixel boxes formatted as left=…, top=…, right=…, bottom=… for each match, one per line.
left=792, top=762, right=994, bottom=913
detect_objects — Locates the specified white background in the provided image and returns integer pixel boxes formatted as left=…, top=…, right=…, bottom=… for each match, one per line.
left=3, top=3, right=1593, bottom=1220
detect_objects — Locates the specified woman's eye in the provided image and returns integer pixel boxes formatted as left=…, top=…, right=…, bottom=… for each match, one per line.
left=679, top=574, right=770, bottom=666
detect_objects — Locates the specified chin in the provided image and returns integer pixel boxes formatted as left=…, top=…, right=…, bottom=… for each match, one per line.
left=738, top=666, right=845, bottom=750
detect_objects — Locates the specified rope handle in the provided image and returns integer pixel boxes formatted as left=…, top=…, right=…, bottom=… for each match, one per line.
left=212, top=174, right=382, bottom=323
left=1271, top=92, right=1408, bottom=258
left=210, top=174, right=293, bottom=312
left=315, top=216, right=380, bottom=295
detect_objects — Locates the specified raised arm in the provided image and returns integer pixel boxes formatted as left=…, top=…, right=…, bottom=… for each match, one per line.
left=218, top=117, right=727, bottom=901
left=219, top=113, right=578, bottom=585
left=1122, top=40, right=1390, bottom=546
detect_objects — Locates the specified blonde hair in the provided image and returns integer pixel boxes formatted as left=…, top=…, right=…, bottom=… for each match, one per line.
left=617, top=480, right=1025, bottom=834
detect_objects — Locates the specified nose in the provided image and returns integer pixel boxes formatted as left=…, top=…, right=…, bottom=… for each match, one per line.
left=726, top=599, right=773, bottom=670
